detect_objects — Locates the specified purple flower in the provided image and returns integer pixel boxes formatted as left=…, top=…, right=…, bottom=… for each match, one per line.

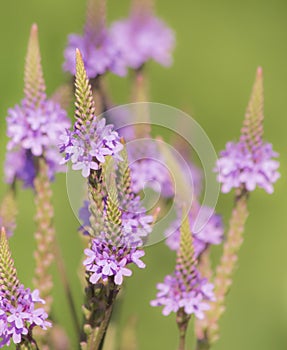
left=82, top=190, right=152, bottom=286
left=5, top=99, right=71, bottom=187
left=60, top=118, right=123, bottom=178
left=165, top=206, right=224, bottom=257
left=151, top=274, right=214, bottom=319
left=84, top=238, right=144, bottom=286
left=63, top=28, right=126, bottom=78
left=126, top=140, right=174, bottom=197
left=215, top=141, right=280, bottom=193
left=111, top=11, right=175, bottom=70
left=0, top=285, right=51, bottom=346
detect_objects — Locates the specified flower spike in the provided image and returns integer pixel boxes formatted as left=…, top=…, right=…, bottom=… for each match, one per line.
left=175, top=209, right=197, bottom=289
left=0, top=227, right=19, bottom=301
left=0, top=228, right=51, bottom=347
left=240, top=67, right=264, bottom=151
left=75, top=49, right=96, bottom=131
left=215, top=67, right=280, bottom=193
left=24, top=23, right=46, bottom=108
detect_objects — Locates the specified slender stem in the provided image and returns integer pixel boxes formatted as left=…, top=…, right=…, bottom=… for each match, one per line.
left=176, top=308, right=190, bottom=350
left=178, top=332, right=187, bottom=350
left=86, top=280, right=119, bottom=350
left=196, top=338, right=210, bottom=350
left=53, top=237, right=81, bottom=337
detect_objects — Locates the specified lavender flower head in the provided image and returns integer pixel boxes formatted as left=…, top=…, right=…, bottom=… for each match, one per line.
left=215, top=67, right=280, bottom=193
left=0, top=228, right=51, bottom=347
left=60, top=118, right=123, bottom=177
left=165, top=205, right=223, bottom=257
left=127, top=139, right=174, bottom=197
left=0, top=286, right=51, bottom=346
left=60, top=49, right=123, bottom=177
left=111, top=0, right=175, bottom=69
left=151, top=211, right=215, bottom=319
left=6, top=100, right=70, bottom=186
left=4, top=24, right=71, bottom=187
left=83, top=157, right=153, bottom=285
left=63, top=0, right=126, bottom=78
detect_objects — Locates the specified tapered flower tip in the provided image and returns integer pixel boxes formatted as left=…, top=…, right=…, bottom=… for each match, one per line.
left=257, top=66, right=263, bottom=77
left=31, top=23, right=38, bottom=37
left=0, top=226, right=7, bottom=240
left=75, top=48, right=89, bottom=86
left=24, top=22, right=46, bottom=107
left=240, top=66, right=264, bottom=150
left=75, top=48, right=86, bottom=76
left=76, top=48, right=83, bottom=66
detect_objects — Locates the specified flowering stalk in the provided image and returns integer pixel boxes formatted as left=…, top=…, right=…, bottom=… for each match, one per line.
left=32, top=158, right=54, bottom=348
left=198, top=189, right=248, bottom=347
left=0, top=228, right=51, bottom=348
left=175, top=211, right=195, bottom=350
left=152, top=208, right=215, bottom=350
left=200, top=67, right=280, bottom=347
left=63, top=49, right=149, bottom=349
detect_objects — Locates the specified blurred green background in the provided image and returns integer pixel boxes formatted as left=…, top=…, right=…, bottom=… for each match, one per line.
left=0, top=0, right=286, bottom=349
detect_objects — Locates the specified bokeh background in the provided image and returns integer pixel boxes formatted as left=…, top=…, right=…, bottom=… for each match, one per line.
left=0, top=0, right=286, bottom=349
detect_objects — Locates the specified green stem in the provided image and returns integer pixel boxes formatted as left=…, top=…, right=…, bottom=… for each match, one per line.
left=86, top=281, right=119, bottom=350
left=176, top=308, right=190, bottom=350
left=53, top=237, right=81, bottom=337
left=196, top=338, right=210, bottom=350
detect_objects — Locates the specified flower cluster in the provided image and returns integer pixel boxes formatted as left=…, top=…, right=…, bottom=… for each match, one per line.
left=151, top=273, right=214, bottom=319
left=83, top=194, right=153, bottom=285
left=63, top=0, right=175, bottom=79
left=215, top=67, right=280, bottom=194
left=152, top=211, right=215, bottom=319
left=111, top=10, right=175, bottom=70
left=215, top=141, right=280, bottom=193
left=0, top=287, right=51, bottom=346
left=63, top=28, right=126, bottom=78
left=60, top=118, right=123, bottom=178
left=165, top=206, right=224, bottom=257
left=5, top=100, right=70, bottom=186
left=127, top=140, right=174, bottom=197
left=84, top=239, right=145, bottom=285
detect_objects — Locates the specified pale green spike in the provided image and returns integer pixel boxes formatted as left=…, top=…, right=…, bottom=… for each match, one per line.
left=106, top=160, right=122, bottom=228
left=241, top=67, right=264, bottom=149
left=176, top=208, right=197, bottom=287
left=74, top=49, right=96, bottom=130
left=24, top=23, right=46, bottom=108
left=117, top=145, right=133, bottom=198
left=84, top=0, right=106, bottom=40
left=0, top=227, right=20, bottom=302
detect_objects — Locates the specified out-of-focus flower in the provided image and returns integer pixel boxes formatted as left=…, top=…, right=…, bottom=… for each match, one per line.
left=215, top=141, right=280, bottom=193
left=4, top=24, right=71, bottom=188
left=63, top=0, right=126, bottom=78
left=215, top=67, right=280, bottom=193
left=165, top=205, right=223, bottom=257
left=110, top=1, right=175, bottom=70
left=151, top=211, right=214, bottom=319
